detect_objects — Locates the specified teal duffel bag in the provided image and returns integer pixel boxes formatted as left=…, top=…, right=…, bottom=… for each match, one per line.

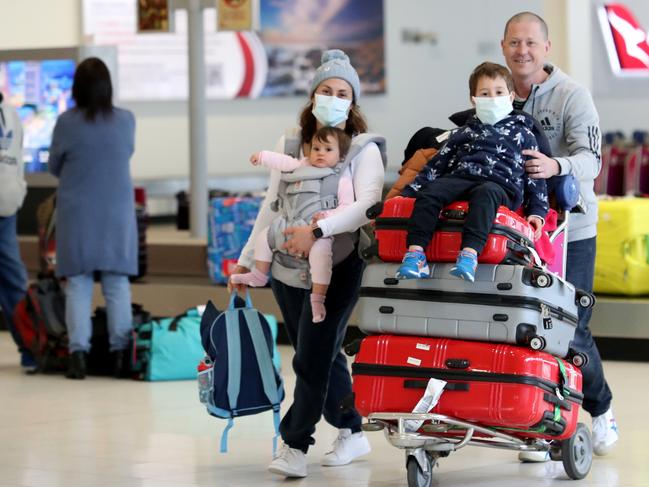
left=132, top=308, right=205, bottom=381
left=133, top=307, right=280, bottom=381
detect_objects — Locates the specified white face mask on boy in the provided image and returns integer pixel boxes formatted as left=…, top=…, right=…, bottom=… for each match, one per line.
left=472, top=95, right=513, bottom=126
left=312, top=94, right=352, bottom=127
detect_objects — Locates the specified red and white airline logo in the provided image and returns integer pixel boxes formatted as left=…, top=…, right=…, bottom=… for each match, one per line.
left=598, top=3, right=649, bottom=76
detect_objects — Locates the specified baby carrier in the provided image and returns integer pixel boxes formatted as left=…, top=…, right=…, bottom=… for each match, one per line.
left=267, top=130, right=387, bottom=289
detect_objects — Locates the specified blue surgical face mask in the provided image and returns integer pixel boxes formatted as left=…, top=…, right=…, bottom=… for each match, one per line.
left=472, top=95, right=513, bottom=125
left=312, top=94, right=352, bottom=127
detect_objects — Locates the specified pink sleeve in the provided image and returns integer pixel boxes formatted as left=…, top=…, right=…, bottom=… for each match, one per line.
left=259, top=151, right=306, bottom=171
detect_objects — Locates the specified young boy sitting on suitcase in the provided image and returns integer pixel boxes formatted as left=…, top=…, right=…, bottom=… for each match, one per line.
left=396, top=62, right=548, bottom=282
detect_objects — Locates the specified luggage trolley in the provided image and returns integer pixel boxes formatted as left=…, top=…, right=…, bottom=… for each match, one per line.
left=353, top=176, right=593, bottom=485
left=347, top=333, right=593, bottom=486
left=361, top=412, right=592, bottom=486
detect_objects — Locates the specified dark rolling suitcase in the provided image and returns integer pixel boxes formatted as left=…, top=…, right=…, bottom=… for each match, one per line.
left=374, top=197, right=534, bottom=265
left=351, top=335, right=583, bottom=441
left=357, top=262, right=593, bottom=359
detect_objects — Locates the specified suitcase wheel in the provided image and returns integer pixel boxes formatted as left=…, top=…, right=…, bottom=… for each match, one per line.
left=534, top=273, right=552, bottom=288
left=575, top=291, right=595, bottom=309
left=529, top=335, right=546, bottom=351
left=570, top=351, right=589, bottom=368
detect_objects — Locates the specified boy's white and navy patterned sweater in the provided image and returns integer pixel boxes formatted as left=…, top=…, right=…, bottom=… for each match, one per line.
left=405, top=112, right=549, bottom=219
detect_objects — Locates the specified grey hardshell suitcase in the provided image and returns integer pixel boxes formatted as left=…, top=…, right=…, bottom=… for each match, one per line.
left=357, top=263, right=594, bottom=362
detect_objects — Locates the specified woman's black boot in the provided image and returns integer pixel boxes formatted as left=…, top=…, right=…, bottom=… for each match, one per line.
left=66, top=351, right=86, bottom=380
left=112, top=349, right=131, bottom=378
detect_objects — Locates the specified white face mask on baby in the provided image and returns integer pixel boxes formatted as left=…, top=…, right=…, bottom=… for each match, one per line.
left=472, top=95, right=513, bottom=126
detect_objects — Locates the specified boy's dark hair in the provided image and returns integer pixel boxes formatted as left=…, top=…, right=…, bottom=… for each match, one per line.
left=468, top=62, right=514, bottom=96
left=72, top=57, right=113, bottom=122
left=313, top=126, right=352, bottom=159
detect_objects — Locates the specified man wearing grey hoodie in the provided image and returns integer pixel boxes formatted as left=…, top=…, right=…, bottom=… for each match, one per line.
left=502, top=12, right=618, bottom=460
left=0, top=93, right=31, bottom=367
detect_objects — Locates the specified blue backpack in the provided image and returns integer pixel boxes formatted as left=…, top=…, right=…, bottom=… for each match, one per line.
left=199, top=292, right=284, bottom=453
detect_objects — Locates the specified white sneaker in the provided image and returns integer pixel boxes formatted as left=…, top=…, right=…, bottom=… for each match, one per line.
left=322, top=428, right=371, bottom=467
left=592, top=408, right=619, bottom=456
left=518, top=451, right=550, bottom=463
left=267, top=444, right=307, bottom=478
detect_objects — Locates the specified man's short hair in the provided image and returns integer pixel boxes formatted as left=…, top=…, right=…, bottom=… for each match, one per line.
left=504, top=11, right=549, bottom=40
left=469, top=62, right=514, bottom=96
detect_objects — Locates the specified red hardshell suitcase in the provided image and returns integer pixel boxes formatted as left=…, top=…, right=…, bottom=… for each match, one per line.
left=351, top=335, right=583, bottom=440
left=374, top=197, right=534, bottom=264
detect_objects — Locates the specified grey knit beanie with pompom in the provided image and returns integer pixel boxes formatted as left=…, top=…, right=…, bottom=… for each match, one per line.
left=309, top=49, right=361, bottom=101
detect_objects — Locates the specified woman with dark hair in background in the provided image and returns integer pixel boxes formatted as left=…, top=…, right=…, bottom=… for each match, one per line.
left=49, top=57, right=137, bottom=380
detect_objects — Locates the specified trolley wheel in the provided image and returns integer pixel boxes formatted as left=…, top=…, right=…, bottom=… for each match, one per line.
left=530, top=335, right=546, bottom=351
left=561, top=422, right=593, bottom=480
left=406, top=453, right=434, bottom=487
left=571, top=352, right=588, bottom=368
left=535, top=273, right=551, bottom=288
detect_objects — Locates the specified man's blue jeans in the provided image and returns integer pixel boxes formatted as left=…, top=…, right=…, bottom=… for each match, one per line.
left=566, top=237, right=612, bottom=417
left=65, top=272, right=133, bottom=353
left=0, top=214, right=28, bottom=352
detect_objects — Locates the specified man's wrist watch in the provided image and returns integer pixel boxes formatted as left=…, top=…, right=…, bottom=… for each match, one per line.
left=311, top=224, right=323, bottom=239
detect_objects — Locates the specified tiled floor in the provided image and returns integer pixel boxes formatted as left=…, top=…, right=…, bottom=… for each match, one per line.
left=1, top=332, right=648, bottom=487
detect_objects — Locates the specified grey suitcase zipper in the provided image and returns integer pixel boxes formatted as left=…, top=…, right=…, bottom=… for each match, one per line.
left=358, top=286, right=578, bottom=325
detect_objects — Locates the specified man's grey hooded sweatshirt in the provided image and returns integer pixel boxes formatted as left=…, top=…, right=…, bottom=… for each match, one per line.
left=517, top=64, right=601, bottom=242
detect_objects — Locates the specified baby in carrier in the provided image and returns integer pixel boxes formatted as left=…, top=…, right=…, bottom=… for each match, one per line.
left=230, top=126, right=353, bottom=322
left=397, top=61, right=549, bottom=282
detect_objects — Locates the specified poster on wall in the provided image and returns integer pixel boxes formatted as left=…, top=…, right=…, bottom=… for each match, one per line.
left=81, top=0, right=384, bottom=100
left=258, top=0, right=385, bottom=96
left=218, top=0, right=254, bottom=31
left=83, top=0, right=266, bottom=100
left=0, top=58, right=76, bottom=172
left=137, top=0, right=172, bottom=33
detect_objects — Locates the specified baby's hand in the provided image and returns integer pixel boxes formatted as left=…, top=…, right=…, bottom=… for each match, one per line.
left=311, top=212, right=325, bottom=223
left=527, top=215, right=544, bottom=241
left=250, top=153, right=261, bottom=165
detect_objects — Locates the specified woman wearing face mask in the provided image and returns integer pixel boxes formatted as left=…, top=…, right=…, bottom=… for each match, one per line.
left=229, top=49, right=385, bottom=478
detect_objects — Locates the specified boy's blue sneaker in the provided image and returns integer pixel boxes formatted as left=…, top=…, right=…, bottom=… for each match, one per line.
left=449, top=250, right=478, bottom=282
left=396, top=251, right=430, bottom=279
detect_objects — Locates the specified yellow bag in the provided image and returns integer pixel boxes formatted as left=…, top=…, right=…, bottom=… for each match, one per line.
left=594, top=197, right=649, bottom=295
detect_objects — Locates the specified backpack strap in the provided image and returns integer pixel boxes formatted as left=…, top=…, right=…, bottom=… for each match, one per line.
left=219, top=296, right=244, bottom=453
left=283, top=127, right=302, bottom=158
left=243, top=308, right=284, bottom=455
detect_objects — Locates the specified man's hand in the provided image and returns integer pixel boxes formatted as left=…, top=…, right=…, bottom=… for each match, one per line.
left=527, top=215, right=544, bottom=241
left=523, top=149, right=560, bottom=179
